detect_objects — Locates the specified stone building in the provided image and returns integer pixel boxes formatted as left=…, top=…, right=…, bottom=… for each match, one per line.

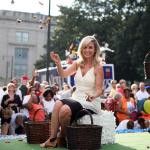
left=0, top=10, right=56, bottom=85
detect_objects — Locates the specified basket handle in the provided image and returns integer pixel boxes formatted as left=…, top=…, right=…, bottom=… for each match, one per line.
left=74, top=109, right=94, bottom=126
left=33, top=108, right=48, bottom=121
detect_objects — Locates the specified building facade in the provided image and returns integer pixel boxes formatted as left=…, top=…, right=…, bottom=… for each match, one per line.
left=0, top=10, right=56, bottom=85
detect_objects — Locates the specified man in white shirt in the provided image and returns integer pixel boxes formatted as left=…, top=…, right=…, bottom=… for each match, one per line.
left=135, top=82, right=149, bottom=101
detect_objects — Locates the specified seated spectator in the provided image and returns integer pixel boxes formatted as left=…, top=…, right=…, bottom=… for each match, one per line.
left=105, top=93, right=122, bottom=126
left=1, top=83, right=22, bottom=113
left=116, top=88, right=137, bottom=123
left=9, top=113, right=25, bottom=135
left=27, top=92, right=45, bottom=121
left=105, top=93, right=122, bottom=112
left=21, top=86, right=35, bottom=120
left=11, top=78, right=22, bottom=101
left=41, top=89, right=55, bottom=118
left=108, top=80, right=117, bottom=98
left=130, top=83, right=138, bottom=98
left=116, top=79, right=127, bottom=96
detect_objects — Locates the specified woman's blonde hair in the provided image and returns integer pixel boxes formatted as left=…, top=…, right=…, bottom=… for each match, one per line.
left=6, top=82, right=16, bottom=93
left=77, top=35, right=101, bottom=66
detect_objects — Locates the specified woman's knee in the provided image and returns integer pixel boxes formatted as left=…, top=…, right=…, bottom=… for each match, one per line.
left=53, top=100, right=63, bottom=112
left=59, top=105, right=71, bottom=118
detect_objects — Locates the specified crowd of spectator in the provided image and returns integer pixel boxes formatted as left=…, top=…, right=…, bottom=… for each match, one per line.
left=105, top=79, right=150, bottom=130
left=0, top=71, right=150, bottom=135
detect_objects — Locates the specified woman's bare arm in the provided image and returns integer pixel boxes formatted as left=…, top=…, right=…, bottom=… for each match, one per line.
left=94, top=64, right=104, bottom=98
left=50, top=52, right=77, bottom=77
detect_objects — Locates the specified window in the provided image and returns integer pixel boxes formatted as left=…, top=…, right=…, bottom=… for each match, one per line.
left=14, top=48, right=28, bottom=77
left=16, top=32, right=29, bottom=43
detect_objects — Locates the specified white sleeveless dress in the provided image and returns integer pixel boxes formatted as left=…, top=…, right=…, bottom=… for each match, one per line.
left=71, top=67, right=101, bottom=113
left=71, top=67, right=116, bottom=144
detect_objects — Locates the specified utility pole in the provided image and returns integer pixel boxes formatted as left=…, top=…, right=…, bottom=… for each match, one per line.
left=46, top=0, right=51, bottom=83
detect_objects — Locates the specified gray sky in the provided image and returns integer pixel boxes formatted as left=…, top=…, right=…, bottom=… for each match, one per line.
left=0, top=0, right=74, bottom=16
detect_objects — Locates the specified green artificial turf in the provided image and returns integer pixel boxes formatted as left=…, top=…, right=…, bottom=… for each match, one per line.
left=0, top=132, right=149, bottom=150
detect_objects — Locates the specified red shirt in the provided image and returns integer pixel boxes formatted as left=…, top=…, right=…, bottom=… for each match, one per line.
left=29, top=103, right=45, bottom=121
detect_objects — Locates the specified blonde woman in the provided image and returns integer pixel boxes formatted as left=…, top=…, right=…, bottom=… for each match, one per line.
left=40, top=35, right=104, bottom=148
left=1, top=83, right=22, bottom=113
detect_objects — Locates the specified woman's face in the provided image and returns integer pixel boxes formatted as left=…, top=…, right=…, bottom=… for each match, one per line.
left=8, top=86, right=15, bottom=93
left=124, top=90, right=130, bottom=98
left=32, top=94, right=39, bottom=104
left=45, top=93, right=52, bottom=101
left=82, top=42, right=95, bottom=59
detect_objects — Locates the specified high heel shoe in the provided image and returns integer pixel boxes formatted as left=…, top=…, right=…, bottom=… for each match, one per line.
left=40, top=137, right=57, bottom=148
left=57, top=137, right=67, bottom=147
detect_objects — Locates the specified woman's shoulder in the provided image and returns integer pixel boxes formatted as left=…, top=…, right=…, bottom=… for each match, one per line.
left=2, top=94, right=9, bottom=99
left=94, top=63, right=103, bottom=73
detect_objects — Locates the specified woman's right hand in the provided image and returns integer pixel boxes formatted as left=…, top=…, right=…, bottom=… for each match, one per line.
left=50, top=51, right=61, bottom=65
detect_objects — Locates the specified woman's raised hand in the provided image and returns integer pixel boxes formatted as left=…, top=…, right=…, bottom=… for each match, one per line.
left=50, top=51, right=61, bottom=65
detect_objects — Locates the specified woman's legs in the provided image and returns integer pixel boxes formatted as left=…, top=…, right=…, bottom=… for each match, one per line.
left=40, top=100, right=63, bottom=147
left=49, top=100, right=64, bottom=139
left=58, top=105, right=72, bottom=138
left=1, top=123, right=10, bottom=135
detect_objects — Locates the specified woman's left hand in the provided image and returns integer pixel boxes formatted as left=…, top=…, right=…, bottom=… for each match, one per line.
left=85, top=93, right=95, bottom=102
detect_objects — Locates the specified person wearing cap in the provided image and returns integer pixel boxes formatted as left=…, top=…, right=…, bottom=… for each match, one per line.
left=19, top=75, right=30, bottom=99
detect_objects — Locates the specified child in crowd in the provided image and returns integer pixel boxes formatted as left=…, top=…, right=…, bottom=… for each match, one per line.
left=0, top=107, right=13, bottom=135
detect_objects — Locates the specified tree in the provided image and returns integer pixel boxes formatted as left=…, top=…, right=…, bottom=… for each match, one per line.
left=35, top=0, right=150, bottom=82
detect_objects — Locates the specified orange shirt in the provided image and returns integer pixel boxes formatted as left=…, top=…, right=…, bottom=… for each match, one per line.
left=116, top=97, right=135, bottom=122
left=29, top=103, right=45, bottom=121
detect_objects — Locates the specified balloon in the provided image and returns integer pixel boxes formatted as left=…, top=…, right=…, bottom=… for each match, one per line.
left=144, top=99, right=150, bottom=114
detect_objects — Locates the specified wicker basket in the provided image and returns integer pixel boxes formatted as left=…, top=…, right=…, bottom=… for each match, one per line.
left=144, top=51, right=150, bottom=79
left=66, top=109, right=102, bottom=150
left=24, top=108, right=51, bottom=144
